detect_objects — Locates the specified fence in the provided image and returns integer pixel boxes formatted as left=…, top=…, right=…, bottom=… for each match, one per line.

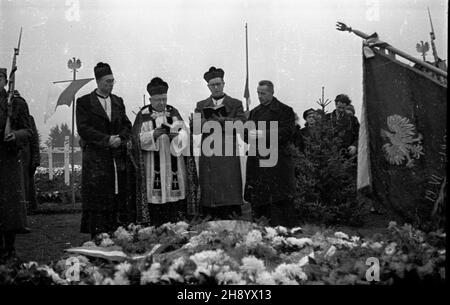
left=40, top=136, right=81, bottom=184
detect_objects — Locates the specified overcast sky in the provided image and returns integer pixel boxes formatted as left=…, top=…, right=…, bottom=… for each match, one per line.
left=1, top=0, right=447, bottom=140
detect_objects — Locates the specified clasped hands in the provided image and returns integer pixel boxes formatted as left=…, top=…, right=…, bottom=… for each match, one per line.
left=108, top=135, right=122, bottom=148
left=4, top=132, right=16, bottom=143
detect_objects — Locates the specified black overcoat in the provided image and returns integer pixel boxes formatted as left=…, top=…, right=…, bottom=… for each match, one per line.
left=244, top=97, right=296, bottom=206
left=0, top=89, right=32, bottom=232
left=194, top=95, right=247, bottom=208
left=75, top=90, right=132, bottom=234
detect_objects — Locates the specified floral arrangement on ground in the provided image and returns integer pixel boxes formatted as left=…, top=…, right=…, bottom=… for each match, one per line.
left=35, top=166, right=82, bottom=203
left=0, top=220, right=445, bottom=285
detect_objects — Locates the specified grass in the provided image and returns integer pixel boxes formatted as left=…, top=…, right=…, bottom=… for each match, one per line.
left=15, top=213, right=90, bottom=264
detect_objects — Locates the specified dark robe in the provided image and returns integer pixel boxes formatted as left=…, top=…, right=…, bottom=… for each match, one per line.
left=194, top=94, right=247, bottom=212
left=20, top=114, right=40, bottom=211
left=0, top=88, right=32, bottom=233
left=75, top=90, right=132, bottom=236
left=244, top=97, right=297, bottom=226
left=131, top=104, right=200, bottom=226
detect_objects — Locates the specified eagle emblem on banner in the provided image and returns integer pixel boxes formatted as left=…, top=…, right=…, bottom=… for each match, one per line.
left=381, top=115, right=424, bottom=167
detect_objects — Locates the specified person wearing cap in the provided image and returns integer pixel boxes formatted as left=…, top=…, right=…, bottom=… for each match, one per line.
left=194, top=66, right=247, bottom=220
left=0, top=67, right=33, bottom=260
left=299, top=108, right=319, bottom=147
left=244, top=80, right=297, bottom=227
left=75, top=62, right=132, bottom=238
left=326, top=94, right=359, bottom=156
left=131, top=77, right=197, bottom=226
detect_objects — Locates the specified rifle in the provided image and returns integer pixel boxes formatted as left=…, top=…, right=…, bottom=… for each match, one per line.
left=4, top=28, right=22, bottom=141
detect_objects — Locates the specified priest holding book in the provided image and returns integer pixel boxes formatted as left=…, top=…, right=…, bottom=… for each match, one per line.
left=131, top=77, right=194, bottom=226
left=194, top=67, right=247, bottom=219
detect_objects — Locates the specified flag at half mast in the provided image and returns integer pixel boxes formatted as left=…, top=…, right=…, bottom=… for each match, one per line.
left=44, top=78, right=93, bottom=123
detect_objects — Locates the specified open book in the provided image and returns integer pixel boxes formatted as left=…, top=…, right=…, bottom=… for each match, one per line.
left=202, top=104, right=228, bottom=119
left=158, top=122, right=179, bottom=137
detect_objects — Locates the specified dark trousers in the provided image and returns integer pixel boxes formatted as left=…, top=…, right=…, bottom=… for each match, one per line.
left=252, top=199, right=297, bottom=227
left=201, top=205, right=242, bottom=220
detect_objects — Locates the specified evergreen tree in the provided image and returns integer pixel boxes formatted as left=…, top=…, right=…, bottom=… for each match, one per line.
left=293, top=114, right=367, bottom=226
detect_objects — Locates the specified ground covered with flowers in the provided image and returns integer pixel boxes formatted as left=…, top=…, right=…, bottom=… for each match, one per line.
left=0, top=220, right=445, bottom=285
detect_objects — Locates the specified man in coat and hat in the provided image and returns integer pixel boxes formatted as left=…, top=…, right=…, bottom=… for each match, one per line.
left=244, top=80, right=297, bottom=227
left=326, top=94, right=359, bottom=157
left=76, top=62, right=132, bottom=238
left=194, top=66, right=247, bottom=219
left=0, top=67, right=32, bottom=260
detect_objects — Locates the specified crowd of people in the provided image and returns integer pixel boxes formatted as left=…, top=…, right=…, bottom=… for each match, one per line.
left=0, top=62, right=360, bottom=259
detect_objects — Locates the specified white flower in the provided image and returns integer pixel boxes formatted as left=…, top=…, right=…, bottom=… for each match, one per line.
left=334, top=232, right=349, bottom=240
left=243, top=230, right=263, bottom=248
left=216, top=270, right=245, bottom=285
left=286, top=237, right=313, bottom=248
left=99, top=237, right=115, bottom=247
left=160, top=256, right=186, bottom=282
left=384, top=242, right=397, bottom=255
left=171, top=256, right=186, bottom=270
left=327, top=237, right=357, bottom=249
left=173, top=221, right=190, bottom=234
left=113, top=272, right=130, bottom=285
left=141, top=263, right=162, bottom=284
left=190, top=250, right=230, bottom=277
left=271, top=263, right=307, bottom=285
left=38, top=266, right=68, bottom=285
left=115, top=261, right=132, bottom=274
left=76, top=255, right=90, bottom=265
left=102, top=277, right=115, bottom=285
left=90, top=268, right=104, bottom=285
left=127, top=223, right=142, bottom=233
left=23, top=261, right=39, bottom=269
left=82, top=241, right=96, bottom=247
left=350, top=236, right=360, bottom=243
left=298, top=252, right=314, bottom=267
left=185, top=231, right=214, bottom=248
left=264, top=227, right=277, bottom=240
left=388, top=221, right=397, bottom=229
left=161, top=269, right=183, bottom=282
left=274, top=226, right=288, bottom=234
left=114, top=226, right=133, bottom=242
left=240, top=256, right=266, bottom=279
left=255, top=271, right=276, bottom=285
left=112, top=262, right=132, bottom=285
left=98, top=233, right=110, bottom=239
left=137, top=227, right=155, bottom=241
left=271, top=236, right=286, bottom=247
left=370, top=242, right=383, bottom=250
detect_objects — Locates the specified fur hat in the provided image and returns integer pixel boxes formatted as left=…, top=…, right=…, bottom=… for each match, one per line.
left=203, top=66, right=224, bottom=83
left=94, top=62, right=113, bottom=80
left=147, top=77, right=169, bottom=96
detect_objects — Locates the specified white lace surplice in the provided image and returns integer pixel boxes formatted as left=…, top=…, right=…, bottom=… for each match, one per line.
left=139, top=110, right=188, bottom=204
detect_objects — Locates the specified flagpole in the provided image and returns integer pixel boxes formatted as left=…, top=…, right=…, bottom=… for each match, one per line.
left=68, top=57, right=81, bottom=207
left=336, top=22, right=447, bottom=78
left=245, top=22, right=250, bottom=112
